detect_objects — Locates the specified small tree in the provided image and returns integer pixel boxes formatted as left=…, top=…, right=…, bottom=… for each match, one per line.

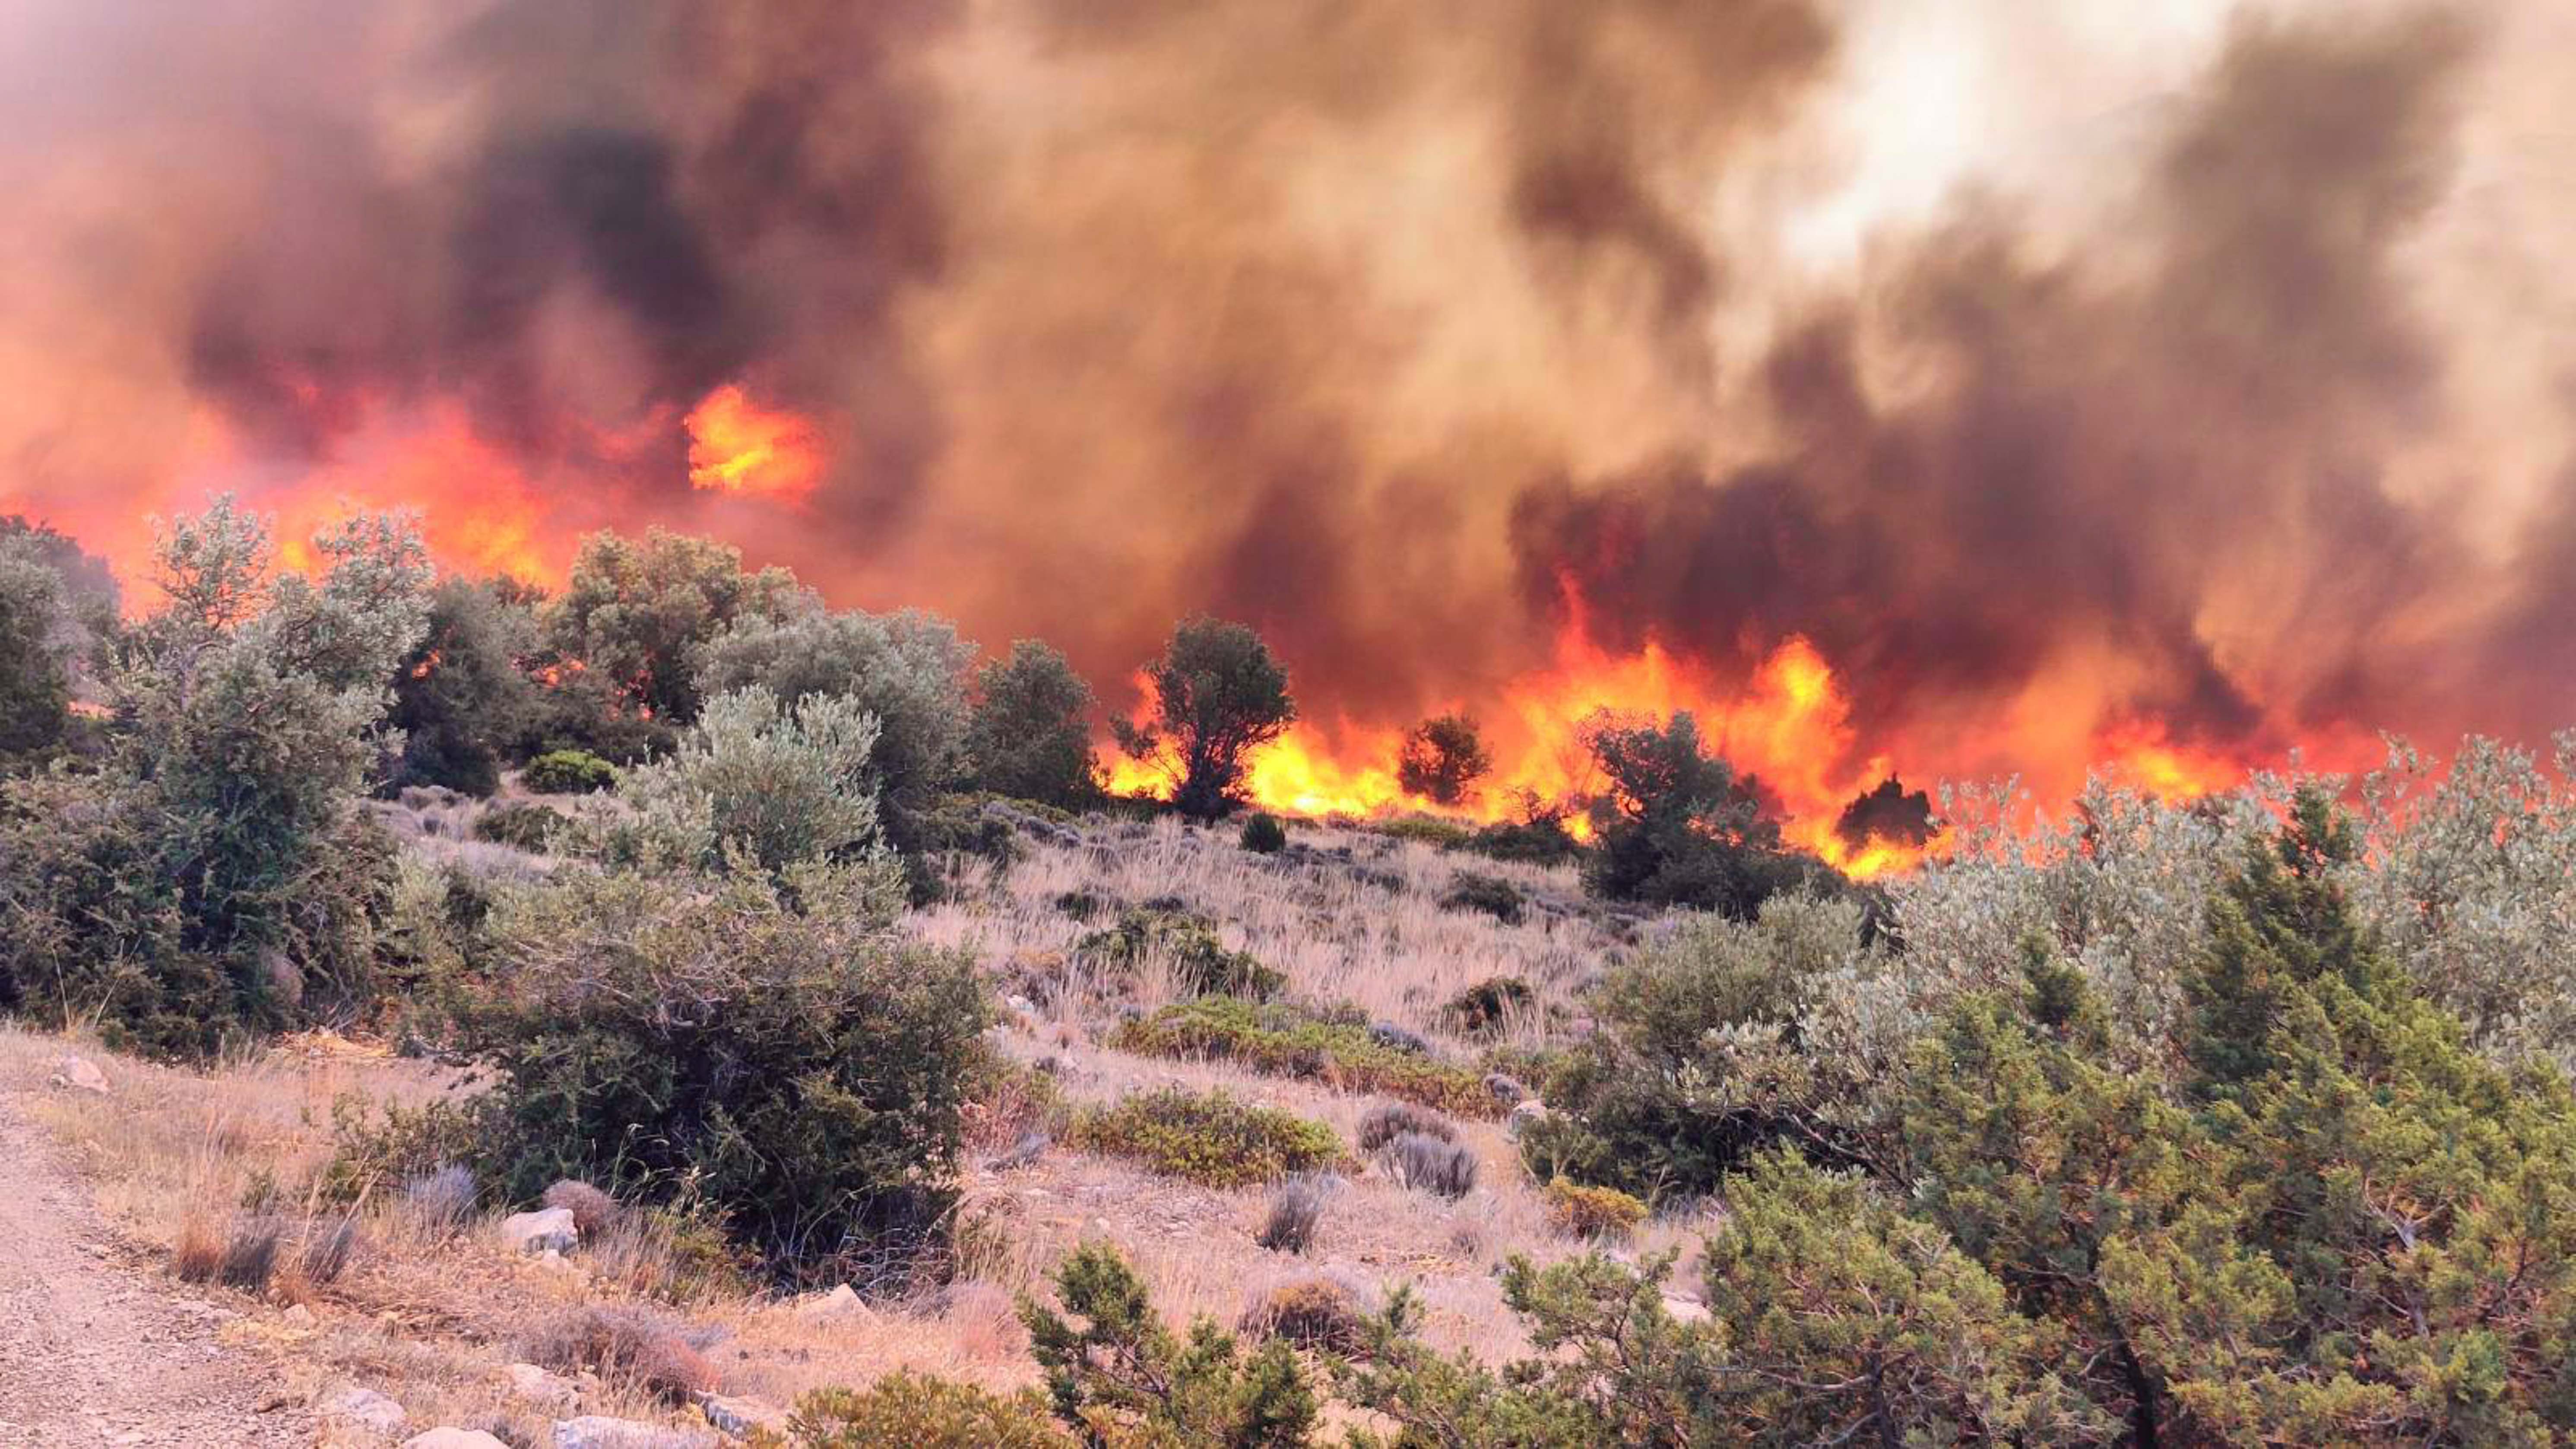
left=1114, top=617, right=1296, bottom=821
left=1582, top=710, right=1822, bottom=916
left=1022, top=1241, right=1316, bottom=1447
left=697, top=607, right=974, bottom=860
left=542, top=527, right=811, bottom=725
left=0, top=538, right=71, bottom=761
left=386, top=577, right=542, bottom=797
left=968, top=640, right=1101, bottom=809
left=1396, top=714, right=1492, bottom=806
left=591, top=686, right=882, bottom=878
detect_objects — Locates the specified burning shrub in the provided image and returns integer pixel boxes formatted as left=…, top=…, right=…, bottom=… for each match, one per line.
left=1076, top=905, right=1284, bottom=1000
left=521, top=748, right=616, bottom=794
left=1238, top=810, right=1288, bottom=853
left=1438, top=872, right=1525, bottom=924
left=1112, top=616, right=1297, bottom=821
left=1110, top=997, right=1502, bottom=1118
left=385, top=577, right=542, bottom=799
left=1068, top=1087, right=1342, bottom=1188
left=1465, top=791, right=1583, bottom=867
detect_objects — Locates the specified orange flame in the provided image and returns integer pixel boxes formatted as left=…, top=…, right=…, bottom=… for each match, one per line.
left=685, top=385, right=824, bottom=502
left=1108, top=618, right=1940, bottom=879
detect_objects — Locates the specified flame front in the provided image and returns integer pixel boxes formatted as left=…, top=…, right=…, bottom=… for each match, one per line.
left=685, top=386, right=824, bottom=503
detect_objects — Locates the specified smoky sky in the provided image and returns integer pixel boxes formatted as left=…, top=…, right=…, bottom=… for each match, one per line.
left=3, top=0, right=2573, bottom=791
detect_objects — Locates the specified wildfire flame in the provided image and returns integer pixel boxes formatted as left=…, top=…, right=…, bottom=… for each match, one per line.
left=685, top=386, right=824, bottom=502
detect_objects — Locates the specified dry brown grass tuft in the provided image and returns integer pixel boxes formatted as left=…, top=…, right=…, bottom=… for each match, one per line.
left=1355, top=1101, right=1457, bottom=1152
left=524, top=1303, right=716, bottom=1406
left=542, top=1179, right=621, bottom=1237
left=1239, top=1271, right=1378, bottom=1357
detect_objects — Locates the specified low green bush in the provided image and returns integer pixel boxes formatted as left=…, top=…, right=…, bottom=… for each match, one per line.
left=443, top=857, right=988, bottom=1283
left=780, top=1374, right=1072, bottom=1448
left=1110, top=996, right=1502, bottom=1119
left=470, top=800, right=564, bottom=852
left=1372, top=815, right=1473, bottom=850
left=1023, top=1240, right=1317, bottom=1443
left=1438, top=872, right=1526, bottom=924
left=521, top=748, right=618, bottom=794
left=1077, top=905, right=1284, bottom=1000
left=1544, top=1179, right=1646, bottom=1240
left=1239, top=811, right=1289, bottom=854
left=1445, top=975, right=1536, bottom=1037
left=1068, top=1087, right=1342, bottom=1187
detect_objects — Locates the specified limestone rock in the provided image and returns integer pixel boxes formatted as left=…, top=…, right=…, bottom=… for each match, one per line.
left=48, top=1055, right=108, bottom=1095
left=504, top=1362, right=580, bottom=1411
left=694, top=1392, right=787, bottom=1437
left=321, top=1385, right=408, bottom=1434
left=551, top=1417, right=716, bottom=1449
left=498, top=1206, right=579, bottom=1254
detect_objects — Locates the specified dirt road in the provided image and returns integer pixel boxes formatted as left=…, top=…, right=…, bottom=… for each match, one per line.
left=0, top=1084, right=313, bottom=1448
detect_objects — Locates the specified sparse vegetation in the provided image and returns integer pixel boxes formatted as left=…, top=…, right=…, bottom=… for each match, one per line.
left=1444, top=974, right=1536, bottom=1037
left=1375, top=1132, right=1477, bottom=1199
left=1067, top=1088, right=1342, bottom=1188
left=1076, top=904, right=1285, bottom=1000
left=1437, top=870, right=1524, bottom=923
left=1110, top=996, right=1501, bottom=1118
left=470, top=799, right=563, bottom=852
left=1257, top=1173, right=1334, bottom=1254
left=1022, top=1240, right=1317, bottom=1445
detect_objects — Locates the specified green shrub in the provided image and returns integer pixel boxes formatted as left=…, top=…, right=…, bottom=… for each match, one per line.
left=471, top=800, right=563, bottom=853
left=1238, top=811, right=1288, bottom=854
left=780, top=1374, right=1073, bottom=1448
left=966, top=639, right=1103, bottom=812
left=523, top=748, right=617, bottom=794
left=1444, top=975, right=1536, bottom=1037
left=1068, top=1088, right=1341, bottom=1188
left=1023, top=1240, right=1317, bottom=1444
left=1372, top=815, right=1473, bottom=850
left=1466, top=793, right=1583, bottom=867
left=320, top=1095, right=488, bottom=1203
left=1543, top=1179, right=1645, bottom=1240
left=0, top=500, right=426, bottom=1056
left=1077, top=906, right=1284, bottom=1000
left=443, top=856, right=987, bottom=1282
left=1110, top=997, right=1502, bottom=1119
left=1437, top=872, right=1525, bottom=924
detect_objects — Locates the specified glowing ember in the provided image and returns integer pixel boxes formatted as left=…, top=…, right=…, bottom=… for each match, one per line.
left=685, top=386, right=824, bottom=501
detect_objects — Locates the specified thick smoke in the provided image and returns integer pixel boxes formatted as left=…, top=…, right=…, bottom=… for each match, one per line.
left=3, top=0, right=2575, bottom=800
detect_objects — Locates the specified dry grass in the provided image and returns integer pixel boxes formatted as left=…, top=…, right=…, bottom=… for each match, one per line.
left=0, top=810, right=1686, bottom=1422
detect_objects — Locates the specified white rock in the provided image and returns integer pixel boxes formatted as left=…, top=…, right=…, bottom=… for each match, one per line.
left=48, top=1055, right=108, bottom=1095
left=498, top=1206, right=579, bottom=1254
left=281, top=1303, right=318, bottom=1328
left=322, top=1386, right=408, bottom=1434
left=504, top=1362, right=580, bottom=1411
left=795, top=1283, right=868, bottom=1319
left=550, top=1416, right=715, bottom=1449
left=1661, top=1294, right=1710, bottom=1323
left=694, top=1392, right=786, bottom=1437
left=404, top=1432, right=512, bottom=1449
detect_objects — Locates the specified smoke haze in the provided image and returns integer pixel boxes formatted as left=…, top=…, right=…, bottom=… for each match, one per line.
left=5, top=0, right=2574, bottom=829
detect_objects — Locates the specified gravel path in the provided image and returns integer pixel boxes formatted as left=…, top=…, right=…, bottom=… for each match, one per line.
left=0, top=1086, right=314, bottom=1447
